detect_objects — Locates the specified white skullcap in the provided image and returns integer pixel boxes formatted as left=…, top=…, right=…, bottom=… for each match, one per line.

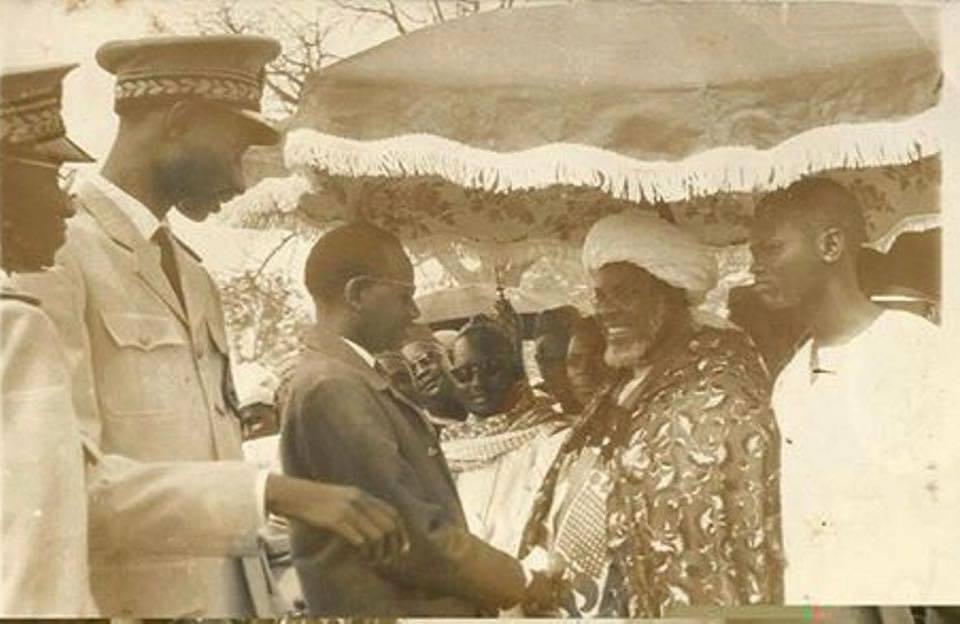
left=582, top=212, right=718, bottom=297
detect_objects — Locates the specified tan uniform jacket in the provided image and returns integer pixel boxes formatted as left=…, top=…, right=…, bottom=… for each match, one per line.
left=12, top=181, right=272, bottom=617
left=1, top=287, right=95, bottom=616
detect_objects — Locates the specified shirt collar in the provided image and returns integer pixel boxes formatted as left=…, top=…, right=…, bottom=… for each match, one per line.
left=341, top=337, right=377, bottom=370
left=87, top=172, right=166, bottom=241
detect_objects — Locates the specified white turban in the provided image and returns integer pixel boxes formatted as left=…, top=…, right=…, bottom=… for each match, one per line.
left=582, top=212, right=719, bottom=299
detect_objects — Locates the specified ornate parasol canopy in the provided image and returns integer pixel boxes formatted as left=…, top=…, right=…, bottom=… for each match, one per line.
left=291, top=1, right=940, bottom=163
left=229, top=1, right=943, bottom=322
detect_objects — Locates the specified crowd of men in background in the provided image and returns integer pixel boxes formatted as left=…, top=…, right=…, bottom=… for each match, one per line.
left=2, top=32, right=958, bottom=623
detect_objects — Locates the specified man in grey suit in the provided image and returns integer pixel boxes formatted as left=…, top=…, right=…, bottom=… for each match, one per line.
left=282, top=222, right=558, bottom=616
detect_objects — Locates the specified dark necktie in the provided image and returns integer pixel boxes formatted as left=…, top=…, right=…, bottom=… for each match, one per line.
left=154, top=225, right=185, bottom=309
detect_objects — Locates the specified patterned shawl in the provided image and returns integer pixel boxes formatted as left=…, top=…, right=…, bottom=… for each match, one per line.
left=440, top=385, right=567, bottom=473
left=518, top=320, right=784, bottom=617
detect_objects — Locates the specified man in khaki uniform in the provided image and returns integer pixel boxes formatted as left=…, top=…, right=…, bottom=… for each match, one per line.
left=14, top=35, right=406, bottom=617
left=1, top=62, right=97, bottom=616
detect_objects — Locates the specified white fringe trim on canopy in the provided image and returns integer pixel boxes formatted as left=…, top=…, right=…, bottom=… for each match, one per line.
left=284, top=106, right=942, bottom=204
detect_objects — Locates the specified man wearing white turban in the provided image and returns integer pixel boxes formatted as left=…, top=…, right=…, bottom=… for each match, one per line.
left=518, top=212, right=784, bottom=618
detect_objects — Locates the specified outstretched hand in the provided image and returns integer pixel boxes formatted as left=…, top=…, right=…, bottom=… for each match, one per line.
left=266, top=474, right=410, bottom=564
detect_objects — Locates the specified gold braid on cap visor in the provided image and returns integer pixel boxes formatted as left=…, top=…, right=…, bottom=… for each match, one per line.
left=0, top=88, right=66, bottom=146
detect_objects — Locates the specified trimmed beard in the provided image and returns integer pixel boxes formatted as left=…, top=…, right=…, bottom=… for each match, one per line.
left=603, top=297, right=668, bottom=372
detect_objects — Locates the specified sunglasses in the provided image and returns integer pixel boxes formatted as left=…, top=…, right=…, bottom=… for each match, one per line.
left=449, top=358, right=510, bottom=384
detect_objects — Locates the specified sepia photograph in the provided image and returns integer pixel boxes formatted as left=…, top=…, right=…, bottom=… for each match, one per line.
left=1, top=0, right=959, bottom=621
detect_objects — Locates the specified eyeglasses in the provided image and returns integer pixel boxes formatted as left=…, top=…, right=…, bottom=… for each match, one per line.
left=59, top=167, right=78, bottom=194
left=5, top=155, right=79, bottom=193
left=346, top=274, right=417, bottom=297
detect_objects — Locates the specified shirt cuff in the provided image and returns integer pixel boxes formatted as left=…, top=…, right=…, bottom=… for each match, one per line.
left=520, top=546, right=551, bottom=587
left=521, top=561, right=535, bottom=588
left=254, top=468, right=272, bottom=525
left=523, top=546, right=551, bottom=573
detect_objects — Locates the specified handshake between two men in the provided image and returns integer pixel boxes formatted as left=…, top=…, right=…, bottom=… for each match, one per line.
left=266, top=222, right=572, bottom=617
left=266, top=472, right=569, bottom=616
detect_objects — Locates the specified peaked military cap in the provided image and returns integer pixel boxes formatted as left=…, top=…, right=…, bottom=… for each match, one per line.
left=1, top=62, right=94, bottom=163
left=96, top=35, right=282, bottom=145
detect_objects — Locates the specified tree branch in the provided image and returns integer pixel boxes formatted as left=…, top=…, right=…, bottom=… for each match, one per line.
left=255, top=232, right=300, bottom=278
left=425, top=0, right=445, bottom=23
left=277, top=52, right=313, bottom=73
left=263, top=81, right=300, bottom=106
left=267, top=70, right=305, bottom=91
left=392, top=0, right=425, bottom=24
left=333, top=0, right=409, bottom=35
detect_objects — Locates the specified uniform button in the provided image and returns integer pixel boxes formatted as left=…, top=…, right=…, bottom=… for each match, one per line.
left=195, top=343, right=205, bottom=358
left=139, top=334, right=151, bottom=347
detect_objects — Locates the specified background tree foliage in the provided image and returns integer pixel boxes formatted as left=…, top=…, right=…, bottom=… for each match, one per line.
left=219, top=269, right=312, bottom=369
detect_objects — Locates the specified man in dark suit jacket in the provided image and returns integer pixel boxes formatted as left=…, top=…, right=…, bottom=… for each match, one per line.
left=282, top=222, right=551, bottom=616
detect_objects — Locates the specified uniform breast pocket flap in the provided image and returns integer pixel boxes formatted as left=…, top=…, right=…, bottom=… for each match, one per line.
left=205, top=316, right=230, bottom=357
left=100, top=312, right=187, bottom=351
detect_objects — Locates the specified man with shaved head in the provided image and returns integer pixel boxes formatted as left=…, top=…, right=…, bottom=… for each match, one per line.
left=282, top=222, right=558, bottom=616
left=751, top=177, right=956, bottom=604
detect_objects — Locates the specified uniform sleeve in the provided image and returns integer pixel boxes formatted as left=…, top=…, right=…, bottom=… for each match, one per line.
left=1, top=301, right=95, bottom=615
left=85, top=454, right=262, bottom=557
left=281, top=377, right=526, bottom=611
left=11, top=244, right=263, bottom=559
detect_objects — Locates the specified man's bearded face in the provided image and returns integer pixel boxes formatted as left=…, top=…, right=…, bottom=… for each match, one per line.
left=591, top=262, right=669, bottom=371
left=153, top=104, right=256, bottom=222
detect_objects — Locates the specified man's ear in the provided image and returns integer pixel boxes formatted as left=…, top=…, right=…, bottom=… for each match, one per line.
left=343, top=276, right=371, bottom=312
left=161, top=100, right=197, bottom=140
left=818, top=226, right=845, bottom=264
